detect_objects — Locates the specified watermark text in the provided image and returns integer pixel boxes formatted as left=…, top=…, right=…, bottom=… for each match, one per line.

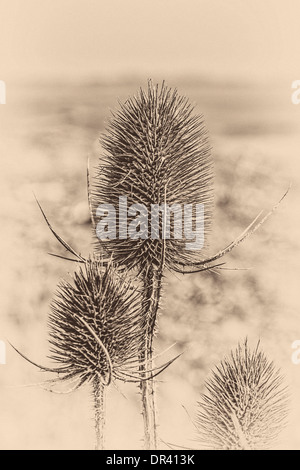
left=291, top=80, right=300, bottom=105
left=0, top=340, right=6, bottom=364
left=0, top=81, right=6, bottom=104
left=96, top=196, right=204, bottom=250
left=291, top=340, right=300, bottom=364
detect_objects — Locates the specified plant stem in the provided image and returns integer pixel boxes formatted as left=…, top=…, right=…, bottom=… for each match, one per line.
left=231, top=411, right=251, bottom=450
left=140, top=264, right=163, bottom=450
left=93, top=375, right=106, bottom=450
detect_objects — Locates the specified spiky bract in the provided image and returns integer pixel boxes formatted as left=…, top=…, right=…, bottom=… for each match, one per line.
left=48, top=258, right=145, bottom=386
left=196, top=340, right=288, bottom=450
left=93, top=81, right=213, bottom=273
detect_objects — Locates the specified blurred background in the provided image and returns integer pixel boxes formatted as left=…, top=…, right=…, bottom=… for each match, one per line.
left=0, top=0, right=300, bottom=450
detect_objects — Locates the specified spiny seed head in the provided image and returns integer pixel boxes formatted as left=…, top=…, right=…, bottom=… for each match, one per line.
left=196, top=339, right=288, bottom=450
left=48, top=258, right=145, bottom=386
left=93, top=80, right=213, bottom=273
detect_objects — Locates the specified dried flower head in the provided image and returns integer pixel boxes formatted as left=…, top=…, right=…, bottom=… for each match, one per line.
left=11, top=256, right=178, bottom=449
left=195, top=339, right=288, bottom=450
left=48, top=258, right=148, bottom=387
left=49, top=258, right=150, bottom=449
left=93, top=80, right=214, bottom=273
left=12, top=258, right=175, bottom=389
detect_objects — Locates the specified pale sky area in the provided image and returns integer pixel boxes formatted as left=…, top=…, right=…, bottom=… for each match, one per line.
left=1, top=0, right=300, bottom=81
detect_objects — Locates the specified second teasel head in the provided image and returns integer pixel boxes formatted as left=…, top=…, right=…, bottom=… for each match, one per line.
left=92, top=81, right=214, bottom=273
left=48, top=258, right=146, bottom=386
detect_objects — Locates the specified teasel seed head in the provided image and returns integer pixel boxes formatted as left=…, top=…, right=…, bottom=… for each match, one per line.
left=93, top=80, right=213, bottom=273
left=195, top=339, right=288, bottom=450
left=48, top=258, right=146, bottom=387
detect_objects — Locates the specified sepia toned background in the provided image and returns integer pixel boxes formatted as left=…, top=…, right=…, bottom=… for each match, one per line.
left=0, top=0, right=300, bottom=449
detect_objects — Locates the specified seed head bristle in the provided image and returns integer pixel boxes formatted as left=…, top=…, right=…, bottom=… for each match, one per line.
left=195, top=339, right=288, bottom=450
left=92, top=80, right=214, bottom=272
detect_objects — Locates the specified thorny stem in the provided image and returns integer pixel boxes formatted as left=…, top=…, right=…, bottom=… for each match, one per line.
left=231, top=411, right=251, bottom=450
left=94, top=375, right=106, bottom=450
left=140, top=264, right=163, bottom=450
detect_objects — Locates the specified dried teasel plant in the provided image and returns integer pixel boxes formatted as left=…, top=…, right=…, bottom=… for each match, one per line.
left=195, top=339, right=289, bottom=450
left=16, top=81, right=288, bottom=450
left=92, top=80, right=213, bottom=448
left=12, top=257, right=177, bottom=450
left=91, top=80, right=289, bottom=449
